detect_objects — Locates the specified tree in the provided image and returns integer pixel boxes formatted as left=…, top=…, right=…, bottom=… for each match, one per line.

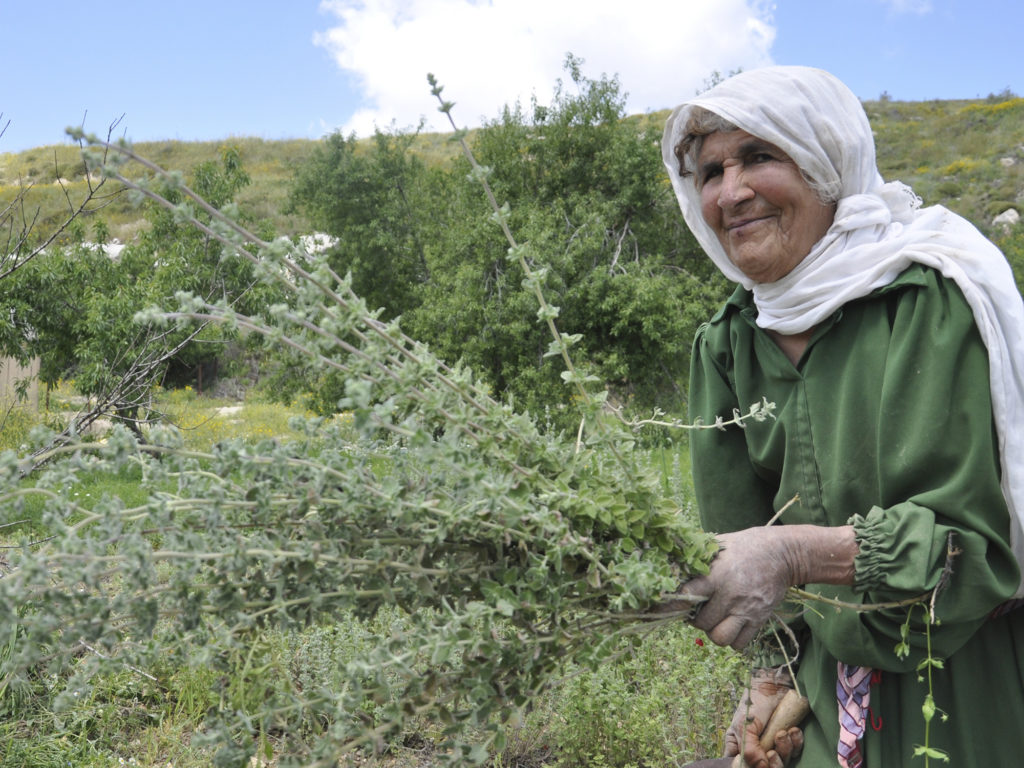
left=409, top=56, right=725, bottom=420
left=1, top=143, right=279, bottom=448
left=0, top=120, right=119, bottom=376
left=288, top=127, right=436, bottom=319
left=0, top=121, right=125, bottom=433
left=130, top=145, right=278, bottom=390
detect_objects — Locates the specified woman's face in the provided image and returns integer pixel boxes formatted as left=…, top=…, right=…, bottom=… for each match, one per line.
left=697, top=130, right=836, bottom=284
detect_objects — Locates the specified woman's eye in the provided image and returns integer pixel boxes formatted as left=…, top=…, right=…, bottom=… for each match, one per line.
left=749, top=152, right=774, bottom=165
left=700, top=166, right=722, bottom=185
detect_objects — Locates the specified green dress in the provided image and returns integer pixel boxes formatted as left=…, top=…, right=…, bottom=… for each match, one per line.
left=689, top=263, right=1024, bottom=766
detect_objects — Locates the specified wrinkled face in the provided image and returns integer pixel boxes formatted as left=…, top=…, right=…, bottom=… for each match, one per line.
left=697, top=130, right=836, bottom=284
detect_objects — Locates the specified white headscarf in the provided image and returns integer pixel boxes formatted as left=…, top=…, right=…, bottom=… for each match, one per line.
left=662, top=66, right=1024, bottom=592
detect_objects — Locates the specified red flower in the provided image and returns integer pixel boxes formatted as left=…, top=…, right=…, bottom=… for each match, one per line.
left=695, top=638, right=705, bottom=647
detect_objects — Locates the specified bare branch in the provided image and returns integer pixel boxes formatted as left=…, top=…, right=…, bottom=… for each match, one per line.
left=0, top=120, right=125, bottom=281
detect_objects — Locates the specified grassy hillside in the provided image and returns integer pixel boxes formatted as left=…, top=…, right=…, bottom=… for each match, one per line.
left=1, top=95, right=1022, bottom=247
left=867, top=96, right=1024, bottom=226
left=0, top=136, right=320, bottom=241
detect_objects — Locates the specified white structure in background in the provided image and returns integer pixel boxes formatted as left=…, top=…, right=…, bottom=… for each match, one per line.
left=81, top=239, right=126, bottom=260
left=298, top=233, right=339, bottom=255
left=0, top=357, right=39, bottom=411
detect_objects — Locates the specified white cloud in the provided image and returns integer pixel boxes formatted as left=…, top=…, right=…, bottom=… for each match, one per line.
left=315, top=0, right=776, bottom=137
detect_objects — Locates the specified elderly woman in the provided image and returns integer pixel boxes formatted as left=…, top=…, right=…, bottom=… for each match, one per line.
left=661, top=67, right=1024, bottom=767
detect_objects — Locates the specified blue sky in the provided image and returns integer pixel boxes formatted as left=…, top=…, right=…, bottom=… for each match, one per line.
left=2, top=0, right=1020, bottom=154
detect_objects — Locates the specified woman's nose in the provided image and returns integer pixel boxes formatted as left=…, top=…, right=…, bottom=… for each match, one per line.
left=718, top=166, right=754, bottom=208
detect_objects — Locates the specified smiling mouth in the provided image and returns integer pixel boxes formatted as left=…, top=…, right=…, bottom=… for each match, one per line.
left=726, top=216, right=770, bottom=234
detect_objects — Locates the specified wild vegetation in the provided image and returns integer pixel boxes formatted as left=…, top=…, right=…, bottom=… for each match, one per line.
left=1, top=385, right=744, bottom=768
left=0, top=63, right=740, bottom=767
left=0, top=63, right=1022, bottom=768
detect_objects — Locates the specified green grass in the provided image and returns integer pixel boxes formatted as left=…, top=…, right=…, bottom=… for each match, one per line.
left=3, top=464, right=150, bottom=539
left=501, top=621, right=745, bottom=768
left=153, top=384, right=330, bottom=450
left=0, top=405, right=36, bottom=453
left=1, top=385, right=324, bottom=535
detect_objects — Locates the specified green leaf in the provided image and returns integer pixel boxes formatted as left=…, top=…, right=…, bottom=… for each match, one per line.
left=913, top=745, right=950, bottom=761
left=560, top=370, right=601, bottom=385
left=492, top=728, right=507, bottom=753
left=922, top=693, right=936, bottom=722
left=627, top=506, right=648, bottom=523
left=536, top=304, right=560, bottom=321
left=431, top=643, right=452, bottom=665
left=468, top=743, right=490, bottom=764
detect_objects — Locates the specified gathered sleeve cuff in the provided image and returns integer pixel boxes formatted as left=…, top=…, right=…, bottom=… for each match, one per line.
left=837, top=502, right=1017, bottom=668
left=849, top=508, right=900, bottom=593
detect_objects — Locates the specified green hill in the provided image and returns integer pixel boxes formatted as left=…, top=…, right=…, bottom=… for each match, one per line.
left=0, top=136, right=320, bottom=242
left=1, top=95, right=1021, bottom=247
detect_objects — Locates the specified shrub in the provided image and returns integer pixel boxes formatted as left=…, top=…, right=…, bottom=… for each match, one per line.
left=0, top=405, right=35, bottom=451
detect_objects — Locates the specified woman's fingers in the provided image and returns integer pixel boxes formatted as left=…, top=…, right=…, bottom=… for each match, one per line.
left=738, top=719, right=805, bottom=767
left=756, top=727, right=805, bottom=768
left=705, top=614, right=756, bottom=650
left=671, top=576, right=765, bottom=650
left=698, top=607, right=766, bottom=649
left=771, top=726, right=804, bottom=765
left=675, top=528, right=798, bottom=648
left=740, top=717, right=771, bottom=768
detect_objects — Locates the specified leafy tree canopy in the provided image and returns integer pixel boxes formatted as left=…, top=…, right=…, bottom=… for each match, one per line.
left=286, top=55, right=727, bottom=422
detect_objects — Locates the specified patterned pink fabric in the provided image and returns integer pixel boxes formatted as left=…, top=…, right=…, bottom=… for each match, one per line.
left=837, top=663, right=873, bottom=768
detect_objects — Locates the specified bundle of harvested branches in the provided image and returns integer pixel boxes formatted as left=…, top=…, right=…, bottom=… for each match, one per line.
left=0, top=106, right=776, bottom=766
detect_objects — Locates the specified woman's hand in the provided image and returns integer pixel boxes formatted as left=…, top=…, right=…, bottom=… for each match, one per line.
left=671, top=524, right=857, bottom=649
left=735, top=718, right=804, bottom=768
left=684, top=528, right=795, bottom=648
left=726, top=668, right=804, bottom=768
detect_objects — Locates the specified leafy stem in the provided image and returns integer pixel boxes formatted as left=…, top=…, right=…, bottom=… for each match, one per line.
left=428, top=74, right=608, bottom=438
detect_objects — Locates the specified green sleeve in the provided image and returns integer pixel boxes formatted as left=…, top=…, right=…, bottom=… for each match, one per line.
left=689, top=317, right=810, bottom=669
left=688, top=321, right=777, bottom=533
